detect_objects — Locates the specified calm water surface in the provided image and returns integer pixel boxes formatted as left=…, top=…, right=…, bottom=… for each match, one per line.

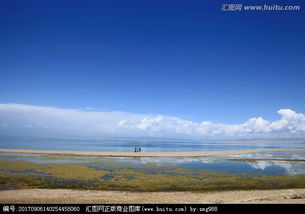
left=1, top=135, right=305, bottom=152
left=1, top=151, right=305, bottom=176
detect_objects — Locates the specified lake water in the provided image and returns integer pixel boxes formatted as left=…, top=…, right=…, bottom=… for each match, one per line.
left=1, top=135, right=305, bottom=152
left=1, top=135, right=305, bottom=191
left=1, top=151, right=305, bottom=176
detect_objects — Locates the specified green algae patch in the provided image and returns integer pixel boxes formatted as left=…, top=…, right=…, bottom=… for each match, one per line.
left=45, top=164, right=108, bottom=180
left=0, top=160, right=47, bottom=173
left=2, top=159, right=305, bottom=192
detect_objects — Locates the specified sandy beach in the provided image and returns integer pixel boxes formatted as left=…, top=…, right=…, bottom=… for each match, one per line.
left=1, top=188, right=305, bottom=204
left=1, top=148, right=305, bottom=157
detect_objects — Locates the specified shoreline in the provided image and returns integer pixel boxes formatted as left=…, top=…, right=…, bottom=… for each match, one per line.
left=0, top=148, right=305, bottom=157
left=1, top=188, right=305, bottom=204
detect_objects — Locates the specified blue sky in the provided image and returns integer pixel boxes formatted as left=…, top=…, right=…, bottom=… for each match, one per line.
left=0, top=0, right=305, bottom=138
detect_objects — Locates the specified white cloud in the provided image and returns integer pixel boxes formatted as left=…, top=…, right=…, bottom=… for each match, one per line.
left=0, top=103, right=305, bottom=138
left=248, top=161, right=305, bottom=175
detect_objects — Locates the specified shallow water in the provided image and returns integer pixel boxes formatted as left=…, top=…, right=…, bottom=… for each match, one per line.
left=1, top=136, right=305, bottom=191
left=1, top=151, right=305, bottom=176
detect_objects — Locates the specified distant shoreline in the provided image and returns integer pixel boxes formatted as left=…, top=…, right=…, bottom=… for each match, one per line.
left=1, top=148, right=305, bottom=157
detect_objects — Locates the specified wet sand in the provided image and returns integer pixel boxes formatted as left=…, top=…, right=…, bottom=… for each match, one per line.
left=1, top=148, right=305, bottom=157
left=1, top=188, right=305, bottom=204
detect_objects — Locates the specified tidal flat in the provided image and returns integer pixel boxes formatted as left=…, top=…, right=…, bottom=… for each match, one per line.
left=1, top=152, right=305, bottom=192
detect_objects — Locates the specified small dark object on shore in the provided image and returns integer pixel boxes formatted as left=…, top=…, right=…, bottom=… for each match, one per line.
left=134, top=147, right=142, bottom=152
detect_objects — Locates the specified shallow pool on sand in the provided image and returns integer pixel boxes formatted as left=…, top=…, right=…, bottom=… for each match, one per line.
left=1, top=151, right=305, bottom=191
